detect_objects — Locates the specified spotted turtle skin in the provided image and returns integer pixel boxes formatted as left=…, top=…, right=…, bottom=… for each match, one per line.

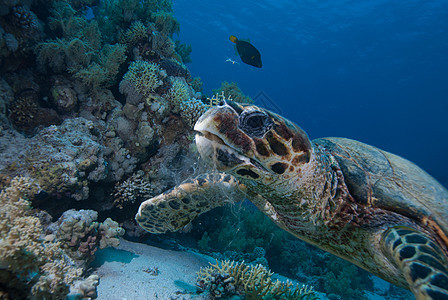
left=136, top=100, right=448, bottom=299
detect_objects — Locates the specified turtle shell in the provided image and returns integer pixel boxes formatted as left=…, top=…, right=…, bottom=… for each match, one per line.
left=314, top=137, right=448, bottom=246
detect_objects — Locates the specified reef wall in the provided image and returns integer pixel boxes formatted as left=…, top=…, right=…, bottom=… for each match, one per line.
left=0, top=0, right=209, bottom=297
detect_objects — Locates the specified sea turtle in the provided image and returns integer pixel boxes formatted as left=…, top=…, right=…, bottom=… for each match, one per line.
left=136, top=100, right=448, bottom=299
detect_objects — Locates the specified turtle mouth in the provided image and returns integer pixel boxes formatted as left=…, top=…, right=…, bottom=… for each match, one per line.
left=195, top=130, right=269, bottom=173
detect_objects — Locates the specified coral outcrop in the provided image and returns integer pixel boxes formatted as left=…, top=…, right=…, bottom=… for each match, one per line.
left=1, top=118, right=103, bottom=200
left=120, top=60, right=166, bottom=97
left=0, top=177, right=86, bottom=299
left=197, top=260, right=317, bottom=300
left=48, top=209, right=124, bottom=262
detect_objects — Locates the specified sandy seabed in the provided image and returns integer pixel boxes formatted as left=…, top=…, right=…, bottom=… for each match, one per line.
left=93, top=239, right=211, bottom=299
left=93, top=239, right=402, bottom=300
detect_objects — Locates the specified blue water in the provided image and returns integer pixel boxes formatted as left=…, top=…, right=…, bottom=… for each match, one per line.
left=173, top=0, right=448, bottom=187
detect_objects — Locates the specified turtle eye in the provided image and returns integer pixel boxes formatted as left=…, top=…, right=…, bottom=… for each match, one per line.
left=239, top=111, right=273, bottom=138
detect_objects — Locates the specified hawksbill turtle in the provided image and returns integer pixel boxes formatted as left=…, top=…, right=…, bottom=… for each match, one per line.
left=136, top=100, right=448, bottom=299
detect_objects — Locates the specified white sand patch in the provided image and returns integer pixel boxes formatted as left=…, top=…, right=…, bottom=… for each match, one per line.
left=94, top=239, right=212, bottom=299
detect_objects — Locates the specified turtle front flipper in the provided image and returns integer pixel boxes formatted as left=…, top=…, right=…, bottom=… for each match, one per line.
left=382, top=226, right=448, bottom=299
left=136, top=173, right=245, bottom=234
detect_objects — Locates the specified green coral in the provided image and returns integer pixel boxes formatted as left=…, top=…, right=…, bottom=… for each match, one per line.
left=37, top=1, right=126, bottom=88
left=175, top=40, right=192, bottom=63
left=37, top=1, right=100, bottom=71
left=122, top=60, right=165, bottom=95
left=191, top=76, right=203, bottom=92
left=72, top=43, right=127, bottom=87
left=153, top=11, right=179, bottom=36
left=93, top=0, right=173, bottom=44
left=120, top=21, right=150, bottom=45
left=36, top=37, right=95, bottom=73
left=167, top=76, right=191, bottom=110
left=197, top=260, right=317, bottom=300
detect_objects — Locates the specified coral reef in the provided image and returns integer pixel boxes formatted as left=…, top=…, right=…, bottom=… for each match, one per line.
left=0, top=1, right=294, bottom=298
left=112, top=171, right=154, bottom=209
left=0, top=117, right=138, bottom=203
left=0, top=79, right=13, bottom=116
left=167, top=76, right=193, bottom=111
left=197, top=260, right=317, bottom=299
left=174, top=40, right=192, bottom=63
left=179, top=97, right=208, bottom=127
left=0, top=1, right=43, bottom=72
left=120, top=20, right=150, bottom=46
left=120, top=60, right=166, bottom=97
left=48, top=209, right=125, bottom=262
left=6, top=84, right=61, bottom=134
left=0, top=177, right=86, bottom=299
left=72, top=43, right=127, bottom=88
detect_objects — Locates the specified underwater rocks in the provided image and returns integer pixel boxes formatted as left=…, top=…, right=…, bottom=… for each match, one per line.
left=0, top=117, right=137, bottom=202
left=0, top=177, right=88, bottom=299
left=47, top=209, right=125, bottom=262
left=50, top=84, right=78, bottom=113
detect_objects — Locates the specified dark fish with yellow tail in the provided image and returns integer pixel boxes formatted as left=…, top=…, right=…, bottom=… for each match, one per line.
left=229, top=35, right=262, bottom=68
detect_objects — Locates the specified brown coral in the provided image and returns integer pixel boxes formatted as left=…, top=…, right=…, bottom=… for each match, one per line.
left=0, top=177, right=85, bottom=299
left=10, top=5, right=37, bottom=30
left=52, top=209, right=125, bottom=261
left=197, top=260, right=317, bottom=299
left=113, top=172, right=154, bottom=209
left=7, top=90, right=61, bottom=134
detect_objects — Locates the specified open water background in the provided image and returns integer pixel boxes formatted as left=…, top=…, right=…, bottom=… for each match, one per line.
left=173, top=0, right=448, bottom=187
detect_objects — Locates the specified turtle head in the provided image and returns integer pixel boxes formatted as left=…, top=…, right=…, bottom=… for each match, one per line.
left=194, top=100, right=313, bottom=188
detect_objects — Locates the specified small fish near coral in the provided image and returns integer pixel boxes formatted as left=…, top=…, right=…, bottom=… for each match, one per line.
left=136, top=99, right=448, bottom=300
left=230, top=35, right=262, bottom=68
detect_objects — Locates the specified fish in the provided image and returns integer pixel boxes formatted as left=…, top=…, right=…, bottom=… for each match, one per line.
left=229, top=35, right=262, bottom=68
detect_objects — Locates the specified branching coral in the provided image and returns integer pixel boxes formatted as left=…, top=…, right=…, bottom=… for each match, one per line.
left=120, top=60, right=166, bottom=97
left=179, top=97, right=208, bottom=127
left=120, top=20, right=150, bottom=46
left=36, top=37, right=95, bottom=73
left=112, top=171, right=154, bottom=209
left=72, top=43, right=127, bottom=88
left=166, top=76, right=191, bottom=111
left=153, top=11, right=179, bottom=36
left=206, top=91, right=232, bottom=107
left=197, top=260, right=317, bottom=300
